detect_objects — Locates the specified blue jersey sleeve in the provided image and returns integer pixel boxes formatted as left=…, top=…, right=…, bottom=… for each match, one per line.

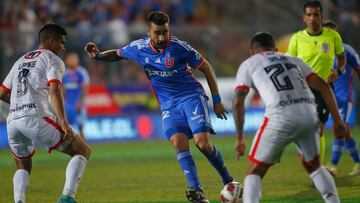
left=117, top=41, right=140, bottom=60
left=183, top=43, right=204, bottom=69
left=346, top=47, right=360, bottom=70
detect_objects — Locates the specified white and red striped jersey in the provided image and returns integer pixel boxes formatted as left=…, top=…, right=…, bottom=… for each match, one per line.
left=235, top=52, right=317, bottom=117
left=2, top=48, right=65, bottom=121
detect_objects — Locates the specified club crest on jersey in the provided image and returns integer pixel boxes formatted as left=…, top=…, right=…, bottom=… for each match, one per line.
left=24, top=51, right=41, bottom=59
left=321, top=43, right=330, bottom=53
left=165, top=58, right=174, bottom=68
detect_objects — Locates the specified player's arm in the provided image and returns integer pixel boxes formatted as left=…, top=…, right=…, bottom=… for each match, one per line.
left=84, top=42, right=123, bottom=62
left=306, top=74, right=346, bottom=138
left=232, top=87, right=248, bottom=159
left=197, top=60, right=228, bottom=120
left=49, top=82, right=75, bottom=143
left=0, top=86, right=10, bottom=103
left=336, top=52, right=346, bottom=74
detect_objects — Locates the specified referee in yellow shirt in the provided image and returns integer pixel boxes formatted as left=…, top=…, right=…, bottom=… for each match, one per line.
left=288, top=0, right=346, bottom=164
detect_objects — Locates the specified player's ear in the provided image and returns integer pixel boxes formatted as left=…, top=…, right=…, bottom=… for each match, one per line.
left=250, top=49, right=255, bottom=55
left=146, top=27, right=150, bottom=36
left=274, top=47, right=278, bottom=52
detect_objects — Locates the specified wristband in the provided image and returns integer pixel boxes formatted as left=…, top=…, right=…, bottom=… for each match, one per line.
left=212, top=95, right=221, bottom=104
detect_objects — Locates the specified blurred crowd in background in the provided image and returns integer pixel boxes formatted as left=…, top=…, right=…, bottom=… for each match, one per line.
left=0, top=0, right=359, bottom=89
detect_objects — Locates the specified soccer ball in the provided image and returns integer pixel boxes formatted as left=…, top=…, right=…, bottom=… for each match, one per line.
left=220, top=181, right=243, bottom=203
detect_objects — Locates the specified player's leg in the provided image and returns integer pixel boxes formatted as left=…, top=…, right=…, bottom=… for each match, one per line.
left=38, top=116, right=90, bottom=202
left=193, top=133, right=233, bottom=185
left=242, top=117, right=282, bottom=203
left=162, top=107, right=208, bottom=202
left=7, top=119, right=35, bottom=203
left=76, top=108, right=86, bottom=140
left=312, top=88, right=329, bottom=164
left=344, top=127, right=360, bottom=175
left=243, top=163, right=270, bottom=203
left=13, top=158, right=32, bottom=203
left=58, top=134, right=91, bottom=202
left=185, top=95, right=232, bottom=185
left=296, top=119, right=340, bottom=203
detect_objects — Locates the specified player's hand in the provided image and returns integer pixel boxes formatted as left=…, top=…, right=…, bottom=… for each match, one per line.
left=326, top=69, right=338, bottom=83
left=84, top=42, right=99, bottom=59
left=214, top=103, right=228, bottom=120
left=333, top=120, right=347, bottom=139
left=60, top=123, right=76, bottom=143
left=235, top=138, right=246, bottom=160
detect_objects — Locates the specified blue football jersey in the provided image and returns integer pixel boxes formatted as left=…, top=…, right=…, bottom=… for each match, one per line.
left=63, top=66, right=89, bottom=109
left=333, top=44, right=360, bottom=102
left=117, top=36, right=207, bottom=110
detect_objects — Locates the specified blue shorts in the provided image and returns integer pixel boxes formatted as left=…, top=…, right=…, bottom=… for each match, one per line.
left=161, top=95, right=214, bottom=140
left=336, top=98, right=352, bottom=124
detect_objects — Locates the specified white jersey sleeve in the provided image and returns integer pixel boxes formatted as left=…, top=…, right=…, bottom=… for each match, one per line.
left=235, top=60, right=253, bottom=89
left=46, top=54, right=65, bottom=84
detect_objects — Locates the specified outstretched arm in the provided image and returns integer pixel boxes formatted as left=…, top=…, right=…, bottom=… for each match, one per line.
left=197, top=59, right=228, bottom=120
left=0, top=86, right=10, bottom=103
left=84, top=42, right=123, bottom=62
left=232, top=87, right=248, bottom=160
left=306, top=73, right=346, bottom=138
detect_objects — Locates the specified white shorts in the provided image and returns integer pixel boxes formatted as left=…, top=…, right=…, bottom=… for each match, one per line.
left=248, top=115, right=320, bottom=166
left=7, top=115, right=68, bottom=160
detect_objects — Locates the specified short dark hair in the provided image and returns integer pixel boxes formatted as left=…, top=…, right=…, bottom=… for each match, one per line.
left=323, top=20, right=338, bottom=30
left=304, top=0, right=323, bottom=13
left=147, top=11, right=169, bottom=26
left=38, top=23, right=67, bottom=43
left=250, top=32, right=275, bottom=50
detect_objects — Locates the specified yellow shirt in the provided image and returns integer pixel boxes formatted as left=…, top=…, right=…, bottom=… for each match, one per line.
left=287, top=28, right=344, bottom=80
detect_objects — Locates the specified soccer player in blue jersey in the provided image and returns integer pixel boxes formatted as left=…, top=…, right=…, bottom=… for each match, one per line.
left=63, top=52, right=89, bottom=140
left=84, top=11, right=233, bottom=202
left=323, top=21, right=360, bottom=176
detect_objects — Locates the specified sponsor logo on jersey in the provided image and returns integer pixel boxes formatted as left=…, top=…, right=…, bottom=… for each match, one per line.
left=144, top=68, right=178, bottom=78
left=279, top=97, right=315, bottom=107
left=9, top=103, right=36, bottom=113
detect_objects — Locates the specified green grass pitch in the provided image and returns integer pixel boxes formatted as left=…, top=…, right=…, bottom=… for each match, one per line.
left=1, top=130, right=360, bottom=203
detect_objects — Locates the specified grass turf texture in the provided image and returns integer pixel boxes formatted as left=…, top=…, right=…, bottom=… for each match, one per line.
left=1, top=130, right=360, bottom=203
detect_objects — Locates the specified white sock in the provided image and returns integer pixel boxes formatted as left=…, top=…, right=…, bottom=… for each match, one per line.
left=310, top=166, right=340, bottom=203
left=243, top=174, right=262, bottom=203
left=13, top=169, right=29, bottom=203
left=63, top=155, right=88, bottom=198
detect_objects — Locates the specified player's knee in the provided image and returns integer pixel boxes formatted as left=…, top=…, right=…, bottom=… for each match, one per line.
left=303, top=157, right=320, bottom=173
left=195, top=140, right=213, bottom=154
left=81, top=143, right=91, bottom=160
left=170, top=135, right=189, bottom=151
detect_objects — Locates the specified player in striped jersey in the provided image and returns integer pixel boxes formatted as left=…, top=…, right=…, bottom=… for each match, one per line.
left=233, top=32, right=345, bottom=203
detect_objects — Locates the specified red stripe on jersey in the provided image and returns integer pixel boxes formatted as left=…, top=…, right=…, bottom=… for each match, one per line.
left=248, top=156, right=273, bottom=167
left=249, top=117, right=269, bottom=161
left=44, top=117, right=65, bottom=153
left=12, top=149, right=36, bottom=160
left=194, top=58, right=205, bottom=69
left=235, top=85, right=250, bottom=91
left=1, top=84, right=11, bottom=92
left=305, top=72, right=316, bottom=80
left=48, top=79, right=62, bottom=86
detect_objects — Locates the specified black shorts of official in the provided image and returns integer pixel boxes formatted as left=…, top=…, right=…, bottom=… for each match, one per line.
left=311, top=86, right=333, bottom=123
